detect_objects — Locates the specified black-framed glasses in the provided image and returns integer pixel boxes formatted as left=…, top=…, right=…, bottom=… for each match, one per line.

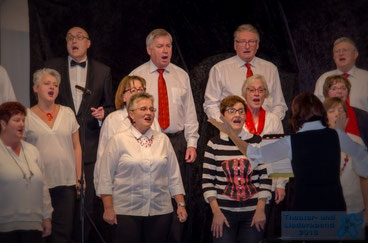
left=246, top=87, right=266, bottom=94
left=124, top=87, right=146, bottom=94
left=235, top=39, right=258, bottom=46
left=66, top=34, right=89, bottom=42
left=131, top=106, right=156, bottom=112
left=225, top=108, right=245, bottom=115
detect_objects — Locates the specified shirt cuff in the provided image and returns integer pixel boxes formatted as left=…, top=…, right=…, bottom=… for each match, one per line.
left=203, top=191, right=217, bottom=203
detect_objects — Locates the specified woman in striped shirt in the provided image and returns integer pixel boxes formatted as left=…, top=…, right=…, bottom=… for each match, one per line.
left=202, top=95, right=272, bottom=243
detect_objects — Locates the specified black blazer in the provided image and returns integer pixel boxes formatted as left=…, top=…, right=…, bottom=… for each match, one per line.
left=354, top=107, right=368, bottom=148
left=44, top=57, right=114, bottom=163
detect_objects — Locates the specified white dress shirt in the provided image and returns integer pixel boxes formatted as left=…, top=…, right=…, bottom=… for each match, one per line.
left=24, top=106, right=80, bottom=188
left=94, top=107, right=160, bottom=189
left=247, top=121, right=368, bottom=178
left=96, top=126, right=185, bottom=216
left=130, top=60, right=199, bottom=148
left=203, top=55, right=287, bottom=120
left=0, top=65, right=16, bottom=103
left=314, top=66, right=368, bottom=112
left=0, top=139, right=53, bottom=232
left=68, top=56, right=88, bottom=113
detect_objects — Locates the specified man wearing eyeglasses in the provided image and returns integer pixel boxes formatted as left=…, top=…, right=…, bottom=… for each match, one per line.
left=314, top=37, right=368, bottom=113
left=204, top=24, right=287, bottom=121
left=130, top=28, right=199, bottom=243
left=44, top=26, right=114, bottom=243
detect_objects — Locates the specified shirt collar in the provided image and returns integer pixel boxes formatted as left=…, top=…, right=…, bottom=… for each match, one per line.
left=337, top=66, right=357, bottom=77
left=235, top=55, right=257, bottom=68
left=298, top=120, right=326, bottom=133
left=148, top=60, right=171, bottom=74
left=68, top=56, right=88, bottom=66
left=121, top=107, right=129, bottom=118
left=130, top=125, right=153, bottom=140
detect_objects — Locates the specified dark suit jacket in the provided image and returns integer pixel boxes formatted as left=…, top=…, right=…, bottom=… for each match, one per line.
left=44, top=57, right=114, bottom=163
left=354, top=107, right=368, bottom=148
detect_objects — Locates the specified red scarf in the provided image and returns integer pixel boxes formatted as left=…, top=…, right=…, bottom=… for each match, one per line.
left=345, top=98, right=360, bottom=137
left=245, top=107, right=265, bottom=135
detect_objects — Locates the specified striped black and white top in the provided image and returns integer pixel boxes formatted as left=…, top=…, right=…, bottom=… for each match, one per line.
left=202, top=131, right=272, bottom=212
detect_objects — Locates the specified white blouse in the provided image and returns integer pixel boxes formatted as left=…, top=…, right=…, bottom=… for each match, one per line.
left=96, top=126, right=185, bottom=216
left=24, top=106, right=79, bottom=188
left=94, top=107, right=160, bottom=188
left=0, top=140, right=53, bottom=232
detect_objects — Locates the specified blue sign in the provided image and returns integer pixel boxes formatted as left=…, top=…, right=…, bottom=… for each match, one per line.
left=281, top=211, right=365, bottom=240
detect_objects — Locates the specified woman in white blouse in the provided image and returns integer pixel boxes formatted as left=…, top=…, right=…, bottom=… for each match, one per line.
left=24, top=68, right=82, bottom=243
left=0, top=101, right=52, bottom=243
left=97, top=92, right=187, bottom=243
left=323, top=97, right=365, bottom=213
left=94, top=75, right=160, bottom=188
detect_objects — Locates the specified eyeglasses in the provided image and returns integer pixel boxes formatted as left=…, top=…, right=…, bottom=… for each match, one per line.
left=225, top=108, right=245, bottom=115
left=246, top=87, right=266, bottom=94
left=66, top=34, right=89, bottom=42
left=131, top=106, right=156, bottom=112
left=235, top=39, right=258, bottom=46
left=124, top=87, right=146, bottom=94
left=329, top=86, right=347, bottom=92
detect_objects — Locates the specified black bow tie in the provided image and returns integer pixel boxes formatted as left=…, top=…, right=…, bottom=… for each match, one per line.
left=70, top=60, right=86, bottom=68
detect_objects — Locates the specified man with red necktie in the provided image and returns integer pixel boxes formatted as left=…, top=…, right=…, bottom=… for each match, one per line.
left=130, top=28, right=199, bottom=243
left=203, top=24, right=287, bottom=121
left=314, top=37, right=368, bottom=113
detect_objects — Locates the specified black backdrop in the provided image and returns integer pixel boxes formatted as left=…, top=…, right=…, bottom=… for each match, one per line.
left=28, top=0, right=368, bottom=242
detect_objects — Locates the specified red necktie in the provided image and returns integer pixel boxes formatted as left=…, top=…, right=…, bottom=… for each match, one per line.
left=342, top=72, right=349, bottom=78
left=157, top=69, right=170, bottom=130
left=245, top=63, right=253, bottom=78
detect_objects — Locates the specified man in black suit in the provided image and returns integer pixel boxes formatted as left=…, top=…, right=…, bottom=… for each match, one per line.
left=44, top=26, right=114, bottom=243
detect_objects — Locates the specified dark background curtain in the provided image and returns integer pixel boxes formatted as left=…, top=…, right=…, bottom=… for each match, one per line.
left=28, top=0, right=368, bottom=242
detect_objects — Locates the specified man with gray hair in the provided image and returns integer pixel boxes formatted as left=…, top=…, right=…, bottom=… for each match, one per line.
left=130, top=28, right=199, bottom=243
left=314, top=37, right=368, bottom=112
left=204, top=24, right=287, bottom=121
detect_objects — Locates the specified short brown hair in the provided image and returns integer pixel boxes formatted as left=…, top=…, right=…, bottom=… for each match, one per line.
left=289, top=92, right=327, bottom=132
left=323, top=75, right=351, bottom=98
left=0, top=102, right=26, bottom=132
left=220, top=95, right=246, bottom=115
left=115, top=75, right=147, bottom=109
left=323, top=97, right=347, bottom=113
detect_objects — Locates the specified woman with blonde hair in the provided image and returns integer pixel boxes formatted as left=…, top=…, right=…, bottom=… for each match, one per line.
left=94, top=75, right=160, bottom=188
left=24, top=68, right=82, bottom=243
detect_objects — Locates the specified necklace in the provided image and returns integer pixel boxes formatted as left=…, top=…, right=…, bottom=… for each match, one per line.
left=7, top=142, right=34, bottom=185
left=37, top=105, right=55, bottom=121
left=136, top=135, right=154, bottom=148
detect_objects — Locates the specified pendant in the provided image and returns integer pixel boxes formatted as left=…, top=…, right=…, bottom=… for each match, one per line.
left=46, top=113, right=53, bottom=121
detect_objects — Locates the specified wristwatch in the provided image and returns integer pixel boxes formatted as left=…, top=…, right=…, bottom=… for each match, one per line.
left=177, top=202, right=186, bottom=207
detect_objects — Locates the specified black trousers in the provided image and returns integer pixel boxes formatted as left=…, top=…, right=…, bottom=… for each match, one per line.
left=166, top=131, right=190, bottom=243
left=114, top=213, right=172, bottom=243
left=47, top=185, right=76, bottom=243
left=0, top=230, right=42, bottom=243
